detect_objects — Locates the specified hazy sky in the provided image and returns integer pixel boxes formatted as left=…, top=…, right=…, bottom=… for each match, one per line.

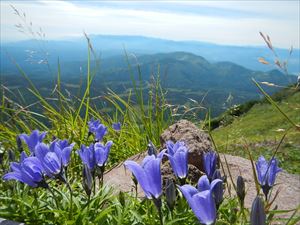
left=1, top=1, right=299, bottom=48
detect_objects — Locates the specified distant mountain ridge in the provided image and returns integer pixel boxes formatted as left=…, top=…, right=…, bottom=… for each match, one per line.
left=1, top=51, right=296, bottom=117
left=1, top=34, right=299, bottom=74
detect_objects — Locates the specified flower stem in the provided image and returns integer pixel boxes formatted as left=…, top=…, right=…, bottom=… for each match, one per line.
left=67, top=182, right=73, bottom=219
left=47, top=186, right=59, bottom=208
left=153, top=198, right=163, bottom=225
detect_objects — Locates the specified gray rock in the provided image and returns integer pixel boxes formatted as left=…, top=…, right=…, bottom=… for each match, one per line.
left=160, top=119, right=214, bottom=171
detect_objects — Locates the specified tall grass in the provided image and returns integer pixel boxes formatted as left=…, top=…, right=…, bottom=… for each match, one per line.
left=0, top=35, right=172, bottom=172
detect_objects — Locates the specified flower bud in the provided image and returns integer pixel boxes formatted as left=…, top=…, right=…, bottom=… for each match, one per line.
left=236, top=176, right=245, bottom=205
left=250, top=196, right=266, bottom=225
left=16, top=136, right=23, bottom=153
left=165, top=178, right=176, bottom=211
left=0, top=148, right=4, bottom=165
left=147, top=141, right=157, bottom=157
left=118, top=191, right=125, bottom=206
left=8, top=149, right=15, bottom=162
left=212, top=170, right=224, bottom=207
left=82, top=165, right=93, bottom=197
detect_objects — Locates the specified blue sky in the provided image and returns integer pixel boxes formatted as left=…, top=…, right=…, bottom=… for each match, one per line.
left=1, top=1, right=299, bottom=48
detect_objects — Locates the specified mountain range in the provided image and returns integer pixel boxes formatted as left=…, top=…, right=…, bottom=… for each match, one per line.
left=1, top=34, right=299, bottom=74
left=1, top=47, right=296, bottom=116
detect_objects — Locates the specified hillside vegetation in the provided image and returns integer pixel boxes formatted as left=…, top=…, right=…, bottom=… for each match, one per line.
left=212, top=87, right=300, bottom=173
left=2, top=52, right=296, bottom=117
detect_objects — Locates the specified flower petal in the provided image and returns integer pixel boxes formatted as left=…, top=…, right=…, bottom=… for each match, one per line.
left=178, top=184, right=198, bottom=206
left=197, top=175, right=210, bottom=191
left=143, top=157, right=162, bottom=198
left=124, top=160, right=151, bottom=198
left=192, top=190, right=216, bottom=224
left=256, top=156, right=268, bottom=185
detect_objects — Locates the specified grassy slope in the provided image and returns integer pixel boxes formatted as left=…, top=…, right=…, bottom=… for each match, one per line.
left=212, top=91, right=300, bottom=174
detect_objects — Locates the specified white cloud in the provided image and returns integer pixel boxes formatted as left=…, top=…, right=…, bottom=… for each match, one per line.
left=0, top=0, right=299, bottom=48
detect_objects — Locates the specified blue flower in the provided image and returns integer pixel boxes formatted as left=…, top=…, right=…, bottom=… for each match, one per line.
left=3, top=156, right=46, bottom=188
left=166, top=140, right=186, bottom=156
left=179, top=175, right=222, bottom=225
left=88, top=119, right=107, bottom=141
left=112, top=122, right=121, bottom=131
left=198, top=174, right=223, bottom=207
left=35, top=143, right=62, bottom=178
left=50, top=139, right=75, bottom=167
left=88, top=119, right=101, bottom=133
left=165, top=145, right=188, bottom=180
left=94, top=141, right=113, bottom=167
left=124, top=154, right=164, bottom=199
left=77, top=144, right=96, bottom=170
left=203, top=151, right=217, bottom=180
left=19, top=130, right=47, bottom=153
left=256, top=156, right=282, bottom=199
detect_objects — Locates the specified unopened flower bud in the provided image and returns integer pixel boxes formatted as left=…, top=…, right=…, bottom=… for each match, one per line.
left=0, top=147, right=4, bottom=165
left=165, top=178, right=176, bottom=211
left=118, top=191, right=125, bottom=206
left=147, top=141, right=157, bottom=157
left=8, top=149, right=15, bottom=162
left=250, top=196, right=266, bottom=225
left=16, top=136, right=23, bottom=153
left=82, top=165, right=93, bottom=197
left=237, top=176, right=246, bottom=206
left=212, top=169, right=224, bottom=207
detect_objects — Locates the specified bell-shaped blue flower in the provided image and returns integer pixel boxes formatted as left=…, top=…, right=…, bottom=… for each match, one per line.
left=256, top=156, right=282, bottom=199
left=35, top=143, right=62, bottom=178
left=19, top=130, right=47, bottom=153
left=94, top=141, right=113, bottom=167
left=3, top=156, right=46, bottom=188
left=77, top=144, right=96, bottom=170
left=88, top=119, right=101, bottom=133
left=198, top=174, right=223, bottom=207
left=50, top=139, right=75, bottom=167
left=165, top=146, right=188, bottom=180
left=203, top=151, right=217, bottom=180
left=88, top=119, right=107, bottom=141
left=124, top=154, right=163, bottom=199
left=166, top=140, right=186, bottom=156
left=112, top=122, right=121, bottom=131
left=179, top=176, right=222, bottom=225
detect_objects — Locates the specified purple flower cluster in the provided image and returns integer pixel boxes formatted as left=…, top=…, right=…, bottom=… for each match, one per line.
left=77, top=141, right=113, bottom=171
left=3, top=130, right=75, bottom=187
left=125, top=141, right=224, bottom=225
left=2, top=122, right=283, bottom=225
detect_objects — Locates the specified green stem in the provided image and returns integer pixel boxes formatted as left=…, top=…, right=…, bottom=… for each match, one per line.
left=153, top=198, right=163, bottom=225
left=93, top=171, right=96, bottom=195
left=158, top=208, right=163, bottom=225
left=67, top=182, right=73, bottom=219
left=87, top=193, right=91, bottom=212
left=47, top=186, right=59, bottom=208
